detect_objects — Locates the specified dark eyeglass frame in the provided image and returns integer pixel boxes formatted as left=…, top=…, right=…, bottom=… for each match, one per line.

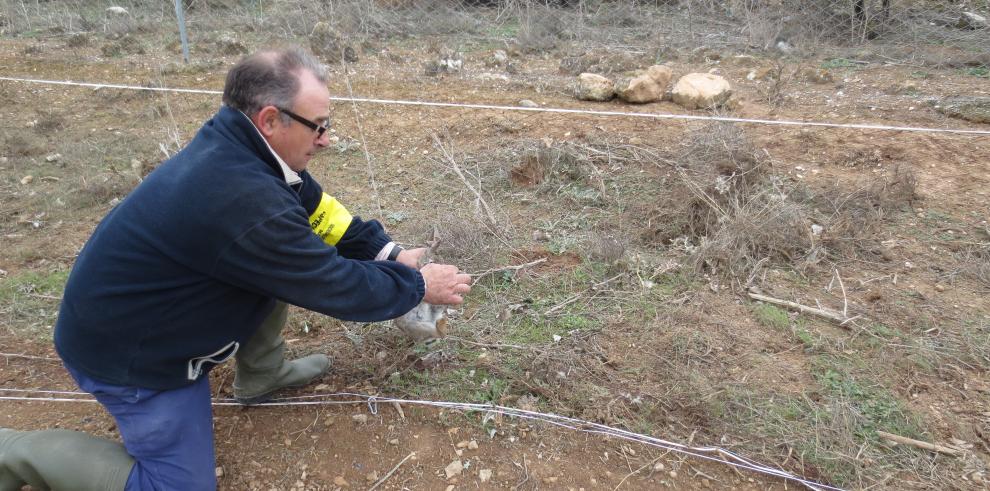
left=277, top=107, right=330, bottom=137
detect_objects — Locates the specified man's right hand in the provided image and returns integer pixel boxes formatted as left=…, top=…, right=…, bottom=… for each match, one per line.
left=420, top=263, right=471, bottom=305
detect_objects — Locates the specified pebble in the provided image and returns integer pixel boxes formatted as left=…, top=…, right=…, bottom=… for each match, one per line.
left=20, top=175, right=33, bottom=185
left=445, top=460, right=464, bottom=478
left=479, top=469, right=493, bottom=482
left=669, top=470, right=678, bottom=479
left=215, top=466, right=224, bottom=478
left=934, top=284, right=945, bottom=292
left=45, top=153, right=61, bottom=162
left=543, top=476, right=559, bottom=483
left=467, top=440, right=478, bottom=450
left=445, top=486, right=455, bottom=491
left=388, top=438, right=399, bottom=445
left=653, top=462, right=665, bottom=471
left=519, top=99, right=539, bottom=108
left=366, top=471, right=378, bottom=483
left=352, top=414, right=368, bottom=424
left=334, top=476, right=348, bottom=487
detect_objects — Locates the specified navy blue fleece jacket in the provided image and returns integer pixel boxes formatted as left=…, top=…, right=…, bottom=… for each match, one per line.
left=54, top=106, right=424, bottom=389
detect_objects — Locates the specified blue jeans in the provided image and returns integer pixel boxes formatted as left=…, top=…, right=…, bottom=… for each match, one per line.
left=65, top=363, right=217, bottom=491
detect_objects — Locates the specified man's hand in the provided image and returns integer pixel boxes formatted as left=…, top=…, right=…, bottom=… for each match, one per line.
left=396, top=248, right=428, bottom=269
left=420, top=263, right=472, bottom=305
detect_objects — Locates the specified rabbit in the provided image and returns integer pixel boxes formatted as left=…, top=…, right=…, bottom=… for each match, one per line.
left=394, top=301, right=448, bottom=343
left=392, top=232, right=451, bottom=343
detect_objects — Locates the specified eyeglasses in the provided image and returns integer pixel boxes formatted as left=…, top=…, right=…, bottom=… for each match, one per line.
left=277, top=107, right=330, bottom=137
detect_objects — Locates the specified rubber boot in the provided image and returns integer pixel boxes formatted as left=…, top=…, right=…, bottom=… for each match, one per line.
left=233, top=301, right=330, bottom=405
left=0, top=428, right=133, bottom=491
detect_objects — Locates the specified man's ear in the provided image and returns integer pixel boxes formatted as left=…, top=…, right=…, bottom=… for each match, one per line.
left=252, top=105, right=281, bottom=138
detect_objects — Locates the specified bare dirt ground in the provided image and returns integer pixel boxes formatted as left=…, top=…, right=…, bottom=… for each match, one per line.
left=2, top=3, right=990, bottom=490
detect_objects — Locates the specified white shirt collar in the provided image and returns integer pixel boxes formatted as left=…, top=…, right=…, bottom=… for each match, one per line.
left=239, top=110, right=302, bottom=186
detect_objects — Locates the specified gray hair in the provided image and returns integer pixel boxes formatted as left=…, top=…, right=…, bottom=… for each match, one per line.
left=222, top=47, right=328, bottom=118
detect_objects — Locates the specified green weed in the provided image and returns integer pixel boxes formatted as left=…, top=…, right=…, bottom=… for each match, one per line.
left=389, top=367, right=508, bottom=405
left=753, top=303, right=790, bottom=330
left=965, top=67, right=989, bottom=78
left=821, top=58, right=859, bottom=69
left=0, top=269, right=69, bottom=338
left=813, top=361, right=920, bottom=439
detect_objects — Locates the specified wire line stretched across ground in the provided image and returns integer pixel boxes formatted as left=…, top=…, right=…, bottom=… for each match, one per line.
left=1, top=387, right=841, bottom=491
left=1, top=76, right=987, bottom=137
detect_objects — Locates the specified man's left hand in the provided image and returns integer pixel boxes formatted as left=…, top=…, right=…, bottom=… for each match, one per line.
left=396, top=248, right=428, bottom=269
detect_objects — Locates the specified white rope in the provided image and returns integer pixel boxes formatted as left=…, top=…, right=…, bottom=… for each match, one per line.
left=2, top=76, right=988, bottom=136
left=1, top=388, right=841, bottom=491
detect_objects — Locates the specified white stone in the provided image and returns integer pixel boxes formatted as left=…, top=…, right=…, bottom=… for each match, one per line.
left=671, top=73, right=732, bottom=110
left=444, top=460, right=464, bottom=479
left=519, top=99, right=539, bottom=108
left=106, top=6, right=128, bottom=15
left=959, top=12, right=988, bottom=29
left=479, top=469, right=493, bottom=482
left=575, top=73, right=615, bottom=102
left=615, top=65, right=672, bottom=104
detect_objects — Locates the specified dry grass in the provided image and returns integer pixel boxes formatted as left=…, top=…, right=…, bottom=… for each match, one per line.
left=631, top=121, right=919, bottom=284
left=515, top=4, right=568, bottom=53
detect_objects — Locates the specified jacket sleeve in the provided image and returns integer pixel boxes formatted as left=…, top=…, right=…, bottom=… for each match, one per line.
left=298, top=171, right=393, bottom=261
left=211, top=207, right=423, bottom=322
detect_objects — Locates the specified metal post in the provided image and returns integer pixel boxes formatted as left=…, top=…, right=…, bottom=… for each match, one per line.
left=173, top=0, right=191, bottom=63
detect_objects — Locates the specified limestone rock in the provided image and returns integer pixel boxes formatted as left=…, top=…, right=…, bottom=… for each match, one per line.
left=489, top=49, right=509, bottom=67
left=444, top=460, right=463, bottom=479
left=214, top=32, right=247, bottom=56
left=575, top=73, right=615, bottom=102
left=616, top=65, right=672, bottom=103
left=934, top=96, right=990, bottom=124
left=671, top=73, right=733, bottom=110
left=310, top=21, right=357, bottom=63
left=958, top=12, right=988, bottom=30
left=479, top=469, right=493, bottom=482
left=799, top=66, right=833, bottom=84
left=560, top=50, right=639, bottom=76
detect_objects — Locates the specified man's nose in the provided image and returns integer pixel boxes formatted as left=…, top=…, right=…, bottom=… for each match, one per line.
left=315, top=131, right=331, bottom=148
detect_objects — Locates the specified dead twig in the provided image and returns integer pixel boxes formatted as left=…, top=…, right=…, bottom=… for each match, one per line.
left=546, top=273, right=624, bottom=315
left=390, top=400, right=405, bottom=420
left=0, top=352, right=60, bottom=362
left=876, top=431, right=964, bottom=457
left=432, top=133, right=499, bottom=228
left=341, top=60, right=383, bottom=217
left=368, top=452, right=416, bottom=491
left=747, top=291, right=853, bottom=326
left=613, top=455, right=662, bottom=490
left=447, top=337, right=540, bottom=352
left=512, top=454, right=530, bottom=491
left=469, top=258, right=547, bottom=285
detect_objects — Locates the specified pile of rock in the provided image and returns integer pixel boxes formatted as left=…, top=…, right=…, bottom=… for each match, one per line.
left=575, top=66, right=733, bottom=110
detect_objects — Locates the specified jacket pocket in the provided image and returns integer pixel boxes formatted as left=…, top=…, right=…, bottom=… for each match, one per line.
left=186, top=340, right=239, bottom=381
